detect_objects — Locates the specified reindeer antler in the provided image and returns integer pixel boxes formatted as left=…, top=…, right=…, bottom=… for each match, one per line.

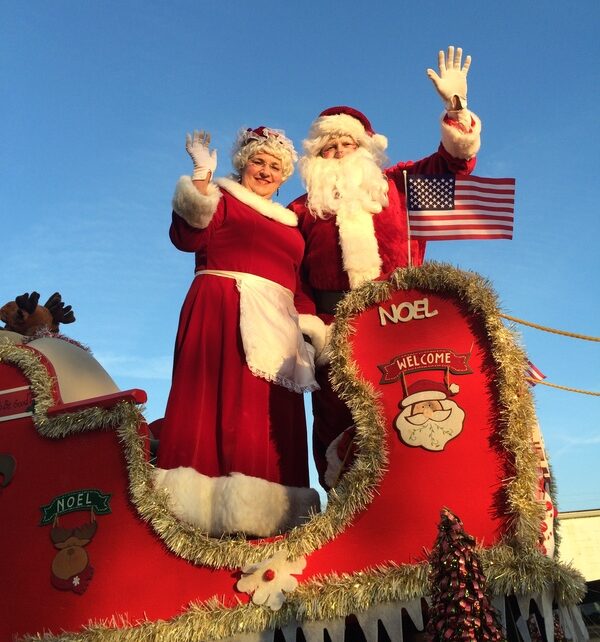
left=50, top=525, right=74, bottom=545
left=73, top=521, right=97, bottom=541
left=15, top=292, right=40, bottom=314
left=44, top=292, right=76, bottom=326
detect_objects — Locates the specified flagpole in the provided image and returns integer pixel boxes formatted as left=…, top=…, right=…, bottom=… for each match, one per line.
left=403, top=170, right=412, bottom=267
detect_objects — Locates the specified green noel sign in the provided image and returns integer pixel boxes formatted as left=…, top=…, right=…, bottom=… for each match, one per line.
left=40, top=489, right=112, bottom=525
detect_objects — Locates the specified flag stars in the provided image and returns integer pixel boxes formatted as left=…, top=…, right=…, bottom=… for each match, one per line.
left=408, top=176, right=454, bottom=210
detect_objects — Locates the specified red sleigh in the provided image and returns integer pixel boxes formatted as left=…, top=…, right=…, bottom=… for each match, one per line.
left=0, top=264, right=588, bottom=641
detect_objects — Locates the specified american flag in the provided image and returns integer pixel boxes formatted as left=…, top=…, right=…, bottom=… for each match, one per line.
left=525, top=360, right=547, bottom=387
left=407, top=174, right=516, bottom=240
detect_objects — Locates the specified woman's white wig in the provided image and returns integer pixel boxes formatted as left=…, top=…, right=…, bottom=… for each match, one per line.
left=231, top=126, right=298, bottom=181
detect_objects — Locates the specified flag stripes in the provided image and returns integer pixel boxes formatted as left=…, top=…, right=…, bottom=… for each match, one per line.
left=407, top=175, right=516, bottom=240
left=525, top=360, right=547, bottom=386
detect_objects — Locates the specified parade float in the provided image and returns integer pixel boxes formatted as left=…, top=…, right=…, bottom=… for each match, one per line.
left=0, top=264, right=590, bottom=642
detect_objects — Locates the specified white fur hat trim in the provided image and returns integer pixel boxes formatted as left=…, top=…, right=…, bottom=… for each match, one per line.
left=401, top=390, right=447, bottom=407
left=306, top=113, right=388, bottom=157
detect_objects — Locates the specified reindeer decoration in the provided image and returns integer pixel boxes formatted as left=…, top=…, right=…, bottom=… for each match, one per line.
left=50, top=519, right=97, bottom=594
left=0, top=292, right=75, bottom=337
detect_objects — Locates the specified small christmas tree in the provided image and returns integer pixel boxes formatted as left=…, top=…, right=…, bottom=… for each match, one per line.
left=427, top=508, right=506, bottom=641
left=553, top=612, right=567, bottom=642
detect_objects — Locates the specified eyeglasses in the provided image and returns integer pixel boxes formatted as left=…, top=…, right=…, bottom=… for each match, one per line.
left=320, top=138, right=359, bottom=158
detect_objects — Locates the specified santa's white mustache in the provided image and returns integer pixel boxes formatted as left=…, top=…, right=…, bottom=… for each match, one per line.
left=403, top=409, right=452, bottom=426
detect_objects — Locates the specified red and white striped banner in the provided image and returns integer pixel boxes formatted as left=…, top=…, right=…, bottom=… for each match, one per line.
left=525, top=360, right=547, bottom=386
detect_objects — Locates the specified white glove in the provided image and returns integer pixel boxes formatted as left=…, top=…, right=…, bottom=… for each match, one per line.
left=185, top=130, right=218, bottom=181
left=426, top=46, right=471, bottom=111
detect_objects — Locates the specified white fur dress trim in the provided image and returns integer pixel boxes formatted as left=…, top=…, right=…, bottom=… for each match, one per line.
left=440, top=110, right=482, bottom=160
left=216, top=177, right=298, bottom=227
left=153, top=467, right=321, bottom=538
left=335, top=205, right=383, bottom=290
left=172, top=176, right=222, bottom=229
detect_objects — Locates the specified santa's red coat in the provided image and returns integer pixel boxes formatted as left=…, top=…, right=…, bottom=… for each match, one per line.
left=289, top=144, right=476, bottom=306
left=288, top=141, right=478, bottom=486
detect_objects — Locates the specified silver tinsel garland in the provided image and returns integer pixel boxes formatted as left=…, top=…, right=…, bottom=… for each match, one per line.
left=2, top=262, right=586, bottom=642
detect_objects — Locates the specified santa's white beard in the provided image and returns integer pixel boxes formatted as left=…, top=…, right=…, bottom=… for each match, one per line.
left=394, top=400, right=465, bottom=451
left=299, top=147, right=389, bottom=219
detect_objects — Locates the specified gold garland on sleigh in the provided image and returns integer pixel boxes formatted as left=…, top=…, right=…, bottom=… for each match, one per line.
left=2, top=262, right=586, bottom=642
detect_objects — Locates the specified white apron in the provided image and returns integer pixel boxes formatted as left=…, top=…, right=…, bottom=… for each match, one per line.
left=195, top=270, right=319, bottom=393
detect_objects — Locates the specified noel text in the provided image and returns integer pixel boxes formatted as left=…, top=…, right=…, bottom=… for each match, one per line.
left=378, top=297, right=438, bottom=326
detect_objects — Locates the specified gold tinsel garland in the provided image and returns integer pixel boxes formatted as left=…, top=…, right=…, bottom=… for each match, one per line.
left=2, top=262, right=587, bottom=642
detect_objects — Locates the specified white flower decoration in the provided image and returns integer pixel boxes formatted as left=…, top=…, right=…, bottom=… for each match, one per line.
left=236, top=550, right=306, bottom=611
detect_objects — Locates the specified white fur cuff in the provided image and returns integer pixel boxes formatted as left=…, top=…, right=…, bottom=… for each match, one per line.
left=298, top=314, right=327, bottom=357
left=315, top=323, right=334, bottom=367
left=154, top=467, right=321, bottom=537
left=172, top=176, right=221, bottom=229
left=440, top=110, right=482, bottom=160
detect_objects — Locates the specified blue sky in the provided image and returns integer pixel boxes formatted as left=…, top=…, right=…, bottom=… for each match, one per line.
left=1, top=1, right=598, bottom=511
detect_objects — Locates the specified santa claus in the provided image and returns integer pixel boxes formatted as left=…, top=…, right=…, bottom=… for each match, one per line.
left=289, top=46, right=481, bottom=487
left=394, top=379, right=465, bottom=451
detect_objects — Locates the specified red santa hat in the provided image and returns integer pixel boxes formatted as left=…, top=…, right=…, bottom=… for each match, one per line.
left=401, top=379, right=459, bottom=408
left=232, top=126, right=298, bottom=180
left=302, top=106, right=388, bottom=160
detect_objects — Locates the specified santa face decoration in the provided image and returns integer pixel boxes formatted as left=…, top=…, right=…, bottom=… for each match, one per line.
left=395, top=396, right=465, bottom=451
left=391, top=377, right=467, bottom=451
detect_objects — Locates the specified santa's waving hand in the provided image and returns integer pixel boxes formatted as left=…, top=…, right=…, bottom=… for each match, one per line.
left=427, top=45, right=471, bottom=111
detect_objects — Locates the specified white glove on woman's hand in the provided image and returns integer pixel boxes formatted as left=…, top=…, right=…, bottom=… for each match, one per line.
left=185, top=130, right=218, bottom=181
left=426, top=46, right=471, bottom=111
